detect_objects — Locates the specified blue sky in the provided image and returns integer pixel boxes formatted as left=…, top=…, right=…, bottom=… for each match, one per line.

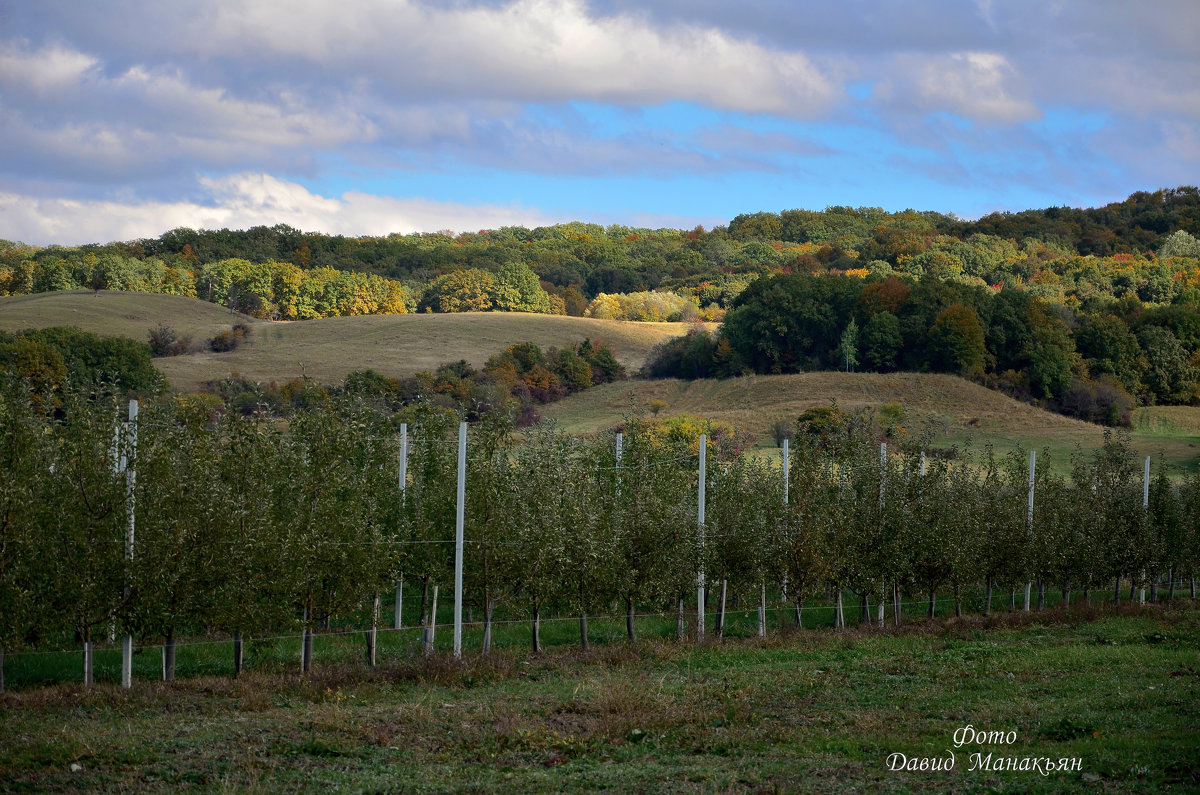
left=0, top=0, right=1197, bottom=245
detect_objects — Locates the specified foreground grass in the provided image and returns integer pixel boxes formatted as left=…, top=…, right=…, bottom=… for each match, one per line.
left=2, top=605, right=1197, bottom=793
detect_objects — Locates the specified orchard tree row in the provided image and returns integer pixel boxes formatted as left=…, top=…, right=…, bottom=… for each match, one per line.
left=1, top=378, right=1198, bottom=688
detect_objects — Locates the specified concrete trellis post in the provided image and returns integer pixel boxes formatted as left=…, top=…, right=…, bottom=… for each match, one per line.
left=1141, top=456, right=1150, bottom=605
left=395, top=423, right=408, bottom=629
left=1025, top=450, right=1035, bottom=612
left=453, top=422, right=466, bottom=659
left=877, top=442, right=886, bottom=628
left=121, top=400, right=138, bottom=688
left=697, top=434, right=707, bottom=641
left=781, top=438, right=789, bottom=606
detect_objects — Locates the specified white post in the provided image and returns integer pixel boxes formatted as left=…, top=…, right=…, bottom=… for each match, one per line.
left=1141, top=456, right=1150, bottom=604
left=782, top=438, right=789, bottom=505
left=878, top=442, right=886, bottom=627
left=122, top=399, right=138, bottom=689
left=396, top=424, right=407, bottom=628
left=424, top=584, right=438, bottom=655
left=920, top=451, right=926, bottom=477
left=1025, top=449, right=1035, bottom=612
left=780, top=437, right=789, bottom=604
left=453, top=422, right=466, bottom=659
left=697, top=434, right=706, bottom=640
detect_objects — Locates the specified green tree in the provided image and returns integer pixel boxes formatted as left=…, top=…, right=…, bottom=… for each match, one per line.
left=860, top=311, right=902, bottom=371
left=926, top=303, right=986, bottom=374
left=419, top=269, right=497, bottom=313
left=836, top=318, right=859, bottom=372
left=493, top=262, right=552, bottom=313
left=1138, top=326, right=1196, bottom=403
left=1075, top=315, right=1146, bottom=395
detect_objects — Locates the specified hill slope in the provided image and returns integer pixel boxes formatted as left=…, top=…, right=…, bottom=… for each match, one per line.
left=540, top=373, right=1200, bottom=472
left=0, top=291, right=700, bottom=391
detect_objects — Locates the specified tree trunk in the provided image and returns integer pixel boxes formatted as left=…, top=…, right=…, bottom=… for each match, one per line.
left=579, top=613, right=589, bottom=650
left=716, top=579, right=727, bottom=638
left=1150, top=579, right=1158, bottom=603
left=860, top=592, right=870, bottom=625
left=163, top=626, right=176, bottom=682
left=302, top=602, right=314, bottom=674
left=1036, top=580, right=1045, bottom=612
left=424, top=585, right=438, bottom=656
left=626, top=595, right=637, bottom=642
left=1061, top=582, right=1070, bottom=609
left=1008, top=587, right=1016, bottom=612
left=1024, top=582, right=1031, bottom=611
left=983, top=580, right=992, bottom=616
left=1082, top=585, right=1090, bottom=606
left=954, top=590, right=962, bottom=618
left=394, top=579, right=403, bottom=629
left=876, top=581, right=885, bottom=628
left=927, top=589, right=936, bottom=619
left=367, top=593, right=380, bottom=667
left=1168, top=567, right=1175, bottom=601
left=233, top=631, right=244, bottom=678
left=0, top=646, right=5, bottom=694
left=419, top=576, right=430, bottom=628
left=1114, top=577, right=1121, bottom=604
left=83, top=627, right=93, bottom=686
left=834, top=587, right=845, bottom=629
left=676, top=597, right=685, bottom=641
left=758, top=583, right=767, bottom=638
left=794, top=598, right=804, bottom=629
left=893, top=581, right=901, bottom=627
left=531, top=602, right=541, bottom=654
left=482, top=598, right=493, bottom=655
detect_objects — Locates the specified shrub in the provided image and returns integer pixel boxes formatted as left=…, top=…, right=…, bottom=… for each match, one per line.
left=148, top=324, right=191, bottom=357
left=209, top=323, right=251, bottom=353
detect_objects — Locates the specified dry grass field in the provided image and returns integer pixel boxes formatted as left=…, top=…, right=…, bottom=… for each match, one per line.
left=0, top=291, right=703, bottom=392
left=540, top=373, right=1200, bottom=473
left=6, top=290, right=1200, bottom=471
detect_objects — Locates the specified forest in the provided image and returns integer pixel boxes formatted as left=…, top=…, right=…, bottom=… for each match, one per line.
left=3, top=187, right=1200, bottom=423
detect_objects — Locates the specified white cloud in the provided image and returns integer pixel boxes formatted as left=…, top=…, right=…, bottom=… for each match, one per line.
left=902, top=51, right=1039, bottom=123
left=0, top=42, right=98, bottom=95
left=0, top=174, right=560, bottom=245
left=199, top=0, right=837, bottom=115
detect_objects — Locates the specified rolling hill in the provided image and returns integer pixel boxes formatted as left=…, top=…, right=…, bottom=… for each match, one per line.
left=539, top=372, right=1200, bottom=473
left=5, top=290, right=1199, bottom=471
left=0, top=290, right=703, bottom=392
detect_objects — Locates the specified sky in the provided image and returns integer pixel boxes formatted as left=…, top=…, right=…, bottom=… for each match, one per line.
left=0, top=0, right=1198, bottom=246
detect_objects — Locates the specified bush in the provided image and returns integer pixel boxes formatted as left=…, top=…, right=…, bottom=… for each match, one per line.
left=209, top=323, right=251, bottom=353
left=1052, top=376, right=1134, bottom=427
left=148, top=324, right=191, bottom=357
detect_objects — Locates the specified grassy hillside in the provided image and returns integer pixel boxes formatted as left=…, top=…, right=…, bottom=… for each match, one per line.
left=6, top=290, right=1200, bottom=471
left=540, top=373, right=1200, bottom=473
left=0, top=291, right=701, bottom=392
left=0, top=290, right=254, bottom=342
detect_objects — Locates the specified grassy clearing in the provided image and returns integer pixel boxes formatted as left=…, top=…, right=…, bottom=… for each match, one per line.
left=0, top=291, right=701, bottom=392
left=541, top=374, right=1200, bottom=473
left=2, top=604, right=1197, bottom=793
